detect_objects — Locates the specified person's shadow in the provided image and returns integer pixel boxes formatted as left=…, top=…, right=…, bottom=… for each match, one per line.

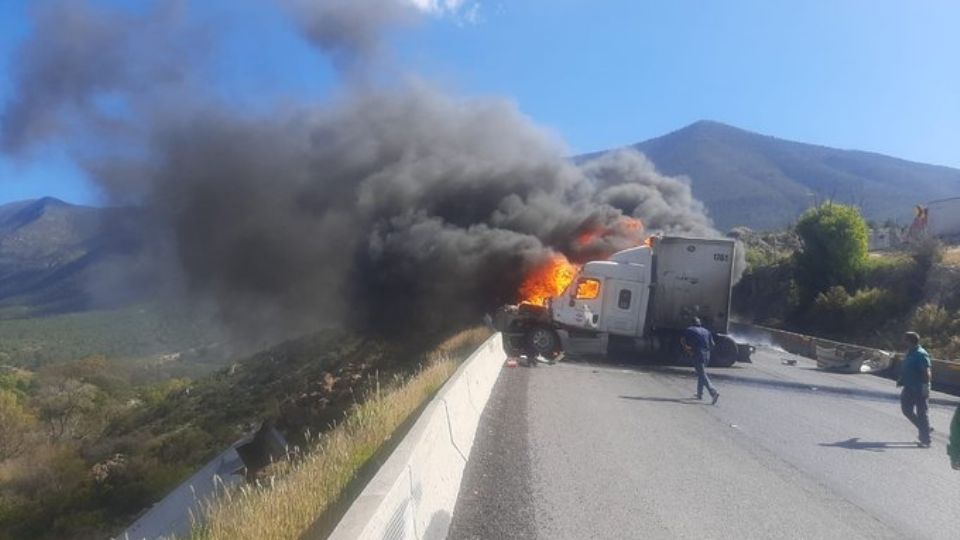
left=619, top=395, right=707, bottom=405
left=819, top=438, right=923, bottom=452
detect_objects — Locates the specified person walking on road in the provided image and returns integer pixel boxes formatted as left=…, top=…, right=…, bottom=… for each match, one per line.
left=682, top=317, right=719, bottom=405
left=949, top=405, right=960, bottom=470
left=898, top=331, right=932, bottom=448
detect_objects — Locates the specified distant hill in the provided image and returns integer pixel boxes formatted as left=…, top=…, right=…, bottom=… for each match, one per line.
left=0, top=197, right=142, bottom=316
left=586, top=121, right=960, bottom=231
left=3, top=123, right=959, bottom=313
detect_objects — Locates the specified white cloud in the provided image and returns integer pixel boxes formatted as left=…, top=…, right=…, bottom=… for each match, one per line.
left=406, top=0, right=462, bottom=13
left=406, top=0, right=479, bottom=21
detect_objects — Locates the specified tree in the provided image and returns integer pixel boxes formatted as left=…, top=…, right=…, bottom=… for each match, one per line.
left=794, top=203, right=868, bottom=303
left=33, top=379, right=99, bottom=442
left=0, top=389, right=36, bottom=460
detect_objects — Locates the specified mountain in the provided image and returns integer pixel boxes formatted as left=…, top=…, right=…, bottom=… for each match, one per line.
left=599, top=121, right=960, bottom=231
left=2, top=123, right=957, bottom=314
left=0, top=197, right=142, bottom=316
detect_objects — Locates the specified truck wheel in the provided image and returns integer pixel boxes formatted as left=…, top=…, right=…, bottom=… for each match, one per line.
left=712, top=334, right=738, bottom=368
left=525, top=327, right=560, bottom=359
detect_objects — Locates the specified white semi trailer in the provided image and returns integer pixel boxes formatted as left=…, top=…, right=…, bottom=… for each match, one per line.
left=495, top=235, right=752, bottom=367
left=926, top=197, right=960, bottom=238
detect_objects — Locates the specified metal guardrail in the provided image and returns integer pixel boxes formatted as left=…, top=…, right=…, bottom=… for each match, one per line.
left=731, top=322, right=960, bottom=395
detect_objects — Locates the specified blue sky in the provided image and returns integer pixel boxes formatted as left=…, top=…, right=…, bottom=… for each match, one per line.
left=0, top=0, right=958, bottom=205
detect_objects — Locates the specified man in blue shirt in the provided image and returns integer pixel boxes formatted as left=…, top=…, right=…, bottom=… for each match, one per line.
left=898, top=331, right=932, bottom=447
left=682, top=317, right=719, bottom=405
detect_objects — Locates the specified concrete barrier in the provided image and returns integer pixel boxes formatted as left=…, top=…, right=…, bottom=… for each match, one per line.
left=731, top=322, right=960, bottom=394
left=328, top=332, right=505, bottom=540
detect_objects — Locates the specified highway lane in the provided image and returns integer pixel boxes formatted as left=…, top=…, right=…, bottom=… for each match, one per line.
left=448, top=347, right=960, bottom=539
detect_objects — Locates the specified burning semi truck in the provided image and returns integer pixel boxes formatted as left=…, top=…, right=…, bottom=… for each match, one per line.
left=494, top=235, right=753, bottom=367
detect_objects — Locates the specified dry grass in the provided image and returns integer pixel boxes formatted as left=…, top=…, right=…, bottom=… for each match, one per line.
left=192, top=327, right=491, bottom=540
left=942, top=246, right=960, bottom=268
left=433, top=326, right=494, bottom=357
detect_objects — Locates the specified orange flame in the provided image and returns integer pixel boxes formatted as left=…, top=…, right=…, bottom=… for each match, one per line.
left=519, top=254, right=579, bottom=306
left=621, top=217, right=643, bottom=232
left=575, top=228, right=600, bottom=247
left=517, top=217, right=653, bottom=306
left=575, top=216, right=645, bottom=249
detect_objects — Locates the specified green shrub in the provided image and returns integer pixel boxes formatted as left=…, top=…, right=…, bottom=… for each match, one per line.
left=810, top=286, right=851, bottom=331
left=808, top=286, right=906, bottom=336
left=911, top=237, right=944, bottom=271
left=863, top=254, right=913, bottom=284
left=845, top=287, right=905, bottom=329
left=795, top=204, right=868, bottom=303
left=816, top=286, right=850, bottom=308
left=0, top=373, right=29, bottom=400
left=910, top=304, right=958, bottom=341
left=142, top=378, right=191, bottom=407
left=903, top=304, right=960, bottom=360
left=156, top=426, right=213, bottom=463
left=0, top=389, right=36, bottom=460
left=862, top=254, right=926, bottom=306
left=745, top=245, right=788, bottom=269
left=732, top=258, right=799, bottom=325
left=939, top=336, right=960, bottom=362
left=95, top=456, right=191, bottom=517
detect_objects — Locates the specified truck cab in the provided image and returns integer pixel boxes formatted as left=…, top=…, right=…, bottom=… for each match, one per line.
left=551, top=246, right=653, bottom=336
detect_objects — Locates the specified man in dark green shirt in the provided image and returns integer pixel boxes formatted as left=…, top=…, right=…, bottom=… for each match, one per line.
left=898, top=332, right=932, bottom=447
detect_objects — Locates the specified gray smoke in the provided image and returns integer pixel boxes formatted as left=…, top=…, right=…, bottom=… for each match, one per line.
left=283, top=0, right=418, bottom=70
left=0, top=0, right=190, bottom=154
left=586, top=151, right=714, bottom=235
left=1, top=0, right=733, bottom=338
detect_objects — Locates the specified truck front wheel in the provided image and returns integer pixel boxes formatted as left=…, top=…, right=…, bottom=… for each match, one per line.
left=525, top=326, right=561, bottom=359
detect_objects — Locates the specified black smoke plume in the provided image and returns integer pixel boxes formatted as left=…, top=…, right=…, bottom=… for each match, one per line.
left=1, top=0, right=733, bottom=339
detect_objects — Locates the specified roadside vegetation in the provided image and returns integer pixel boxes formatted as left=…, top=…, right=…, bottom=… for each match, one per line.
left=0, top=305, right=230, bottom=540
left=0, top=304, right=228, bottom=372
left=734, top=203, right=960, bottom=359
left=0, top=319, right=489, bottom=540
left=193, top=327, right=491, bottom=540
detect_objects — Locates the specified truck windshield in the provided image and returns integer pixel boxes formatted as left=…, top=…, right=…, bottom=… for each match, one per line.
left=575, top=278, right=601, bottom=300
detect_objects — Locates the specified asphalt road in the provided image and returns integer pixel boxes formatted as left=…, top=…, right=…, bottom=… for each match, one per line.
left=448, top=347, right=960, bottom=540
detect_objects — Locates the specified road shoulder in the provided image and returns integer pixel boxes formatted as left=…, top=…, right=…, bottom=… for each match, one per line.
left=448, top=367, right=536, bottom=539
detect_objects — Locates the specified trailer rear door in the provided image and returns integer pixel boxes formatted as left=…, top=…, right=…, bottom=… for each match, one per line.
left=649, top=237, right=735, bottom=333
